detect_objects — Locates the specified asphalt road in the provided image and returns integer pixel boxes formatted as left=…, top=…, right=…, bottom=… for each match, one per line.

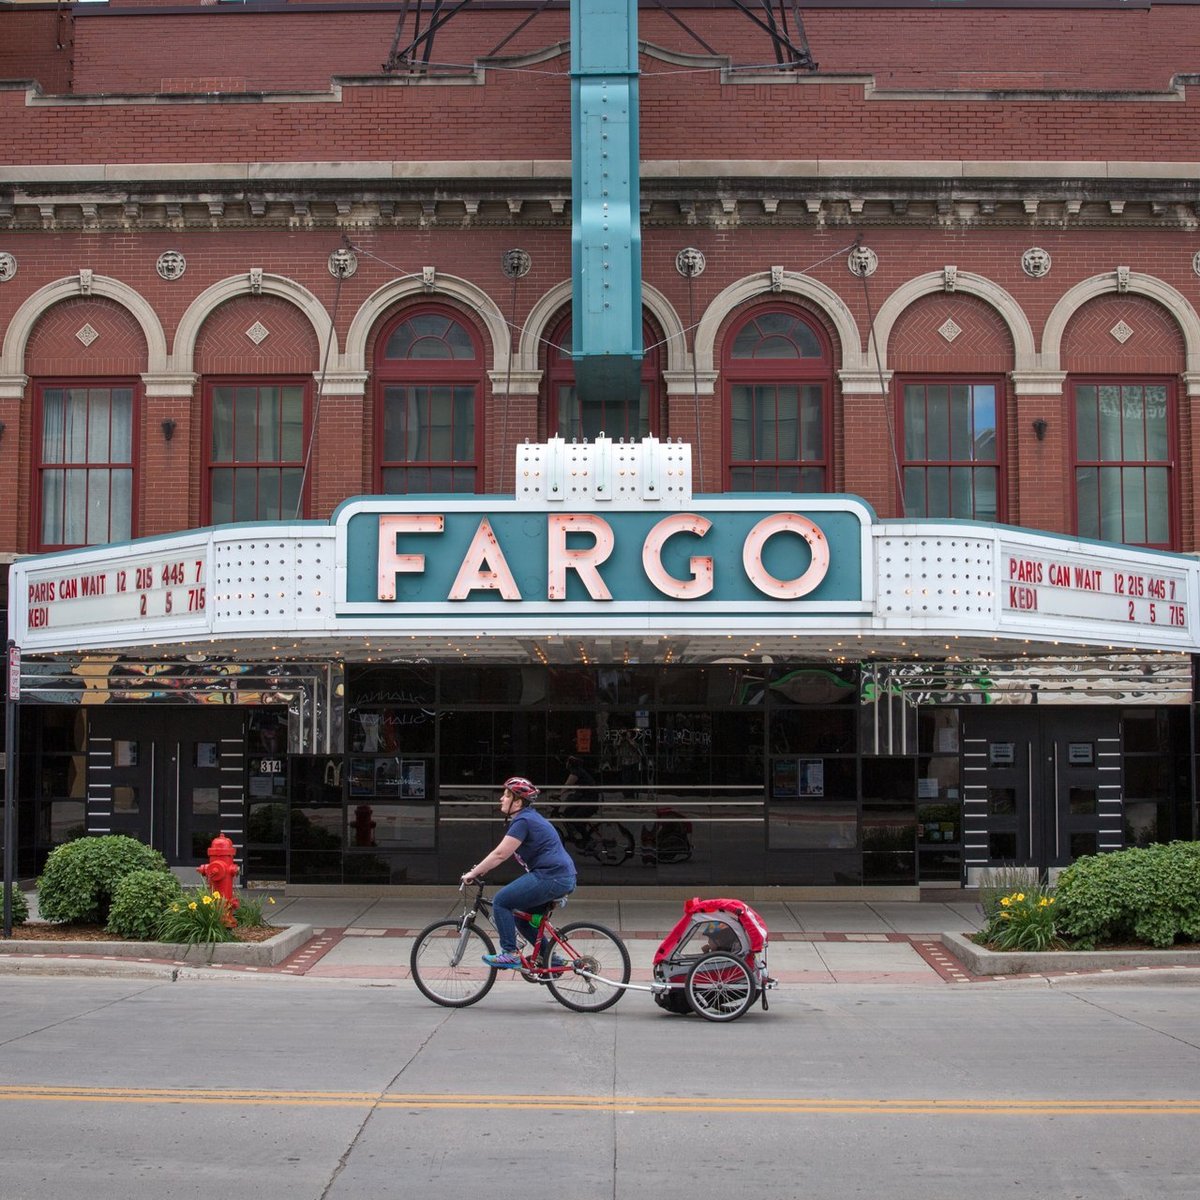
left=1, top=974, right=1198, bottom=1200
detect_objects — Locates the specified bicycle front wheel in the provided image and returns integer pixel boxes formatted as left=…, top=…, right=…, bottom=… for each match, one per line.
left=410, top=919, right=497, bottom=1007
left=546, top=921, right=631, bottom=1013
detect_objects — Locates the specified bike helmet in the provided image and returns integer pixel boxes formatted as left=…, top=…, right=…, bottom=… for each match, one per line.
left=503, top=776, right=540, bottom=802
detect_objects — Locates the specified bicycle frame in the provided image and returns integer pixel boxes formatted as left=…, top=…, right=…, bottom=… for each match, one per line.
left=454, top=880, right=574, bottom=979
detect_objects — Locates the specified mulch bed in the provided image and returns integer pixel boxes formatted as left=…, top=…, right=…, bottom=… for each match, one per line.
left=5, top=923, right=283, bottom=944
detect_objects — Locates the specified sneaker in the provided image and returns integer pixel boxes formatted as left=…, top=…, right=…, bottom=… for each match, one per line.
left=482, top=952, right=523, bottom=969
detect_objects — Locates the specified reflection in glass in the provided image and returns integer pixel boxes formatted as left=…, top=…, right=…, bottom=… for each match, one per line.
left=769, top=800, right=857, bottom=849
left=191, top=787, right=220, bottom=817
left=1070, top=831, right=1098, bottom=858
left=1068, top=787, right=1097, bottom=816
left=988, top=787, right=1016, bottom=816
left=114, top=740, right=139, bottom=767
left=113, top=786, right=139, bottom=814
left=989, top=831, right=1017, bottom=859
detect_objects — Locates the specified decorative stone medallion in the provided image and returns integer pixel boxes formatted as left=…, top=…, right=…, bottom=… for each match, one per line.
left=0, top=252, right=16, bottom=282
left=246, top=321, right=270, bottom=346
left=501, top=249, right=532, bottom=279
left=76, top=323, right=100, bottom=347
left=156, top=250, right=187, bottom=281
left=675, top=247, right=706, bottom=278
left=1022, top=247, right=1052, bottom=278
left=847, top=246, right=878, bottom=277
left=1192, top=250, right=1200, bottom=278
left=938, top=318, right=963, bottom=343
left=1110, top=320, right=1134, bottom=345
left=328, top=248, right=358, bottom=279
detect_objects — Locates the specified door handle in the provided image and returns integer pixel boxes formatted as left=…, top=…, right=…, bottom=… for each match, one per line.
left=1027, top=741, right=1034, bottom=857
left=1053, top=743, right=1060, bottom=859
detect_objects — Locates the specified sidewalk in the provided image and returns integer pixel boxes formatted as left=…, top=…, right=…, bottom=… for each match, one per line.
left=5, top=892, right=1199, bottom=986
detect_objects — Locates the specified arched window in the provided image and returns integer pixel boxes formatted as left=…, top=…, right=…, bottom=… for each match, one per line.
left=545, top=317, right=662, bottom=440
left=722, top=308, right=831, bottom=491
left=1071, top=378, right=1176, bottom=548
left=375, top=307, right=483, bottom=493
left=35, top=381, right=138, bottom=550
left=897, top=378, right=1003, bottom=521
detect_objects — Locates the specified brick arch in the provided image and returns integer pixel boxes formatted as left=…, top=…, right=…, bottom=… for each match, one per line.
left=24, top=296, right=149, bottom=375
left=195, top=295, right=321, bottom=374
left=1060, top=295, right=1186, bottom=374
left=889, top=293, right=1015, bottom=372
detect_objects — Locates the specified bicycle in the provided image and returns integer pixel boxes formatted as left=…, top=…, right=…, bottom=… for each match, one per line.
left=409, top=880, right=631, bottom=1013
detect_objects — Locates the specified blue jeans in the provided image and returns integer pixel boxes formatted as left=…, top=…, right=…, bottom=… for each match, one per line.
left=493, top=871, right=576, bottom=953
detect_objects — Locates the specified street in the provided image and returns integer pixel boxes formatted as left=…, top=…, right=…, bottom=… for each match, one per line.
left=1, top=974, right=1198, bottom=1199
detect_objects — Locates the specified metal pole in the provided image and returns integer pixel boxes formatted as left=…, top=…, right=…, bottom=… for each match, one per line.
left=3, top=640, right=18, bottom=938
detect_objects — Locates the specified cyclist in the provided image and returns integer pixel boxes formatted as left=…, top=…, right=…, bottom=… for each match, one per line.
left=461, top=776, right=577, bottom=968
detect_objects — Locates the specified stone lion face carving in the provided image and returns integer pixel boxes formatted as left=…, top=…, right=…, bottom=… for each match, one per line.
left=1022, top=247, right=1051, bottom=278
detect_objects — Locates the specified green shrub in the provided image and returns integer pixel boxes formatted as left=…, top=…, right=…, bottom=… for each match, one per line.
left=36, top=835, right=169, bottom=925
left=3, top=885, right=29, bottom=926
left=1055, top=841, right=1200, bottom=950
left=234, top=890, right=277, bottom=928
left=105, top=870, right=183, bottom=940
left=157, top=887, right=237, bottom=945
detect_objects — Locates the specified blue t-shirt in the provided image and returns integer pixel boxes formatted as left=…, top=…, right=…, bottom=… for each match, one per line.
left=507, top=808, right=576, bottom=878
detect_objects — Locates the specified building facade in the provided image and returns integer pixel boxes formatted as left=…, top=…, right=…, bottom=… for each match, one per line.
left=2, top=0, right=1199, bottom=890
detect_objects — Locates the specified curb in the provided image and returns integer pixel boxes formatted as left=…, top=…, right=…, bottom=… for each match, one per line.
left=939, top=930, right=1200, bottom=978
left=0, top=924, right=312, bottom=969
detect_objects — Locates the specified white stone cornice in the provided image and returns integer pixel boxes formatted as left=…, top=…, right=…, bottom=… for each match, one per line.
left=663, top=369, right=718, bottom=397
left=488, top=369, right=543, bottom=396
left=0, top=374, right=29, bottom=401
left=315, top=370, right=368, bottom=397
left=1010, top=370, right=1067, bottom=396
left=140, top=371, right=198, bottom=399
left=838, top=368, right=893, bottom=395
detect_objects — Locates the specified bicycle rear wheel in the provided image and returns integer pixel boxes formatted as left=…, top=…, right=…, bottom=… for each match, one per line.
left=410, top=919, right=497, bottom=1007
left=546, top=921, right=631, bottom=1013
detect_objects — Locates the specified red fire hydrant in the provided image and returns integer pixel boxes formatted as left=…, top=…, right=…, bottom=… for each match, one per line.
left=352, top=804, right=377, bottom=847
left=197, top=833, right=240, bottom=927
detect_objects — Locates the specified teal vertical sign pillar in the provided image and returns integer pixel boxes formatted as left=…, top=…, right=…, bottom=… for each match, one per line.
left=570, top=0, right=643, bottom=405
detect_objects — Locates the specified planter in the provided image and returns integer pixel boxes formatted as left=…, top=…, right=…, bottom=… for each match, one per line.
left=0, top=923, right=312, bottom=968
left=940, top=930, right=1200, bottom=976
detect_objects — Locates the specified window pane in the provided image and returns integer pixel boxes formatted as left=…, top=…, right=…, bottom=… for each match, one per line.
left=972, top=385, right=996, bottom=462
left=1098, top=466, right=1122, bottom=540
left=234, top=387, right=258, bottom=462
left=1122, top=467, right=1147, bottom=543
left=949, top=466, right=973, bottom=518
left=1146, top=468, right=1170, bottom=544
left=973, top=466, right=998, bottom=522
left=281, top=386, right=304, bottom=459
left=212, top=387, right=234, bottom=460
left=281, top=468, right=303, bottom=519
left=87, top=388, right=111, bottom=461
left=903, top=385, right=926, bottom=459
left=1145, top=385, right=1169, bottom=458
left=1075, top=386, right=1098, bottom=459
left=211, top=468, right=234, bottom=524
left=42, top=389, right=65, bottom=463
left=1076, top=467, right=1099, bottom=538
left=800, top=385, right=824, bottom=460
left=110, top=469, right=132, bottom=541
left=384, top=314, right=476, bottom=361
left=949, top=384, right=971, bottom=459
left=1121, top=386, right=1146, bottom=459
left=65, top=389, right=89, bottom=461
left=731, top=388, right=753, bottom=460
left=904, top=466, right=926, bottom=517
left=926, top=466, right=949, bottom=516
left=257, top=386, right=281, bottom=460
left=1097, top=385, right=1122, bottom=460
left=110, top=389, right=133, bottom=459
left=775, top=387, right=799, bottom=458
left=926, top=386, right=950, bottom=459
left=235, top=467, right=258, bottom=520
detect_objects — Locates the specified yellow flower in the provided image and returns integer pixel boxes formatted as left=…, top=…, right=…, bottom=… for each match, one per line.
left=188, top=902, right=198, bottom=911
left=999, top=896, right=1011, bottom=907
left=1047, top=897, right=1055, bottom=905
left=1016, top=893, right=1026, bottom=902
left=202, top=895, right=213, bottom=905
left=268, top=897, right=276, bottom=905
left=1038, top=897, right=1050, bottom=907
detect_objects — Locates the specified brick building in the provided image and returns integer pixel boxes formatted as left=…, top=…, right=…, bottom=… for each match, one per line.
left=1, top=0, right=1198, bottom=890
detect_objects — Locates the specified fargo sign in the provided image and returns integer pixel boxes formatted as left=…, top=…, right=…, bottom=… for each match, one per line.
left=334, top=497, right=873, bottom=618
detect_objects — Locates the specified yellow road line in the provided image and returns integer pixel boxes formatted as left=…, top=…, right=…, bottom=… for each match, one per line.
left=1, top=1085, right=1199, bottom=1115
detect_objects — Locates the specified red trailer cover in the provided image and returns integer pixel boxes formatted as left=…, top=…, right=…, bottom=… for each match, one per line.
left=652, top=896, right=768, bottom=965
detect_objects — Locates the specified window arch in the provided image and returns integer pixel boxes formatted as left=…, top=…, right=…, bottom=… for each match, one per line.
left=722, top=307, right=832, bottom=492
left=545, top=316, right=663, bottom=441
left=374, top=306, right=484, bottom=493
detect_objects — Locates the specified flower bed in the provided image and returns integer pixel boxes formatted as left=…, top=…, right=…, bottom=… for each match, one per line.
left=941, top=930, right=1200, bottom=976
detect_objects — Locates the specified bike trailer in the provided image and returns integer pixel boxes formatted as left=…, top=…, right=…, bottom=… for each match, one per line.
left=651, top=896, right=775, bottom=1020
